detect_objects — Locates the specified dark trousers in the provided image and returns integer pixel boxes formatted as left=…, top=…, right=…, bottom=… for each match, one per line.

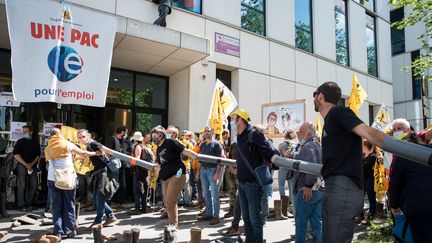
left=231, top=191, right=242, bottom=228
left=16, top=164, right=37, bottom=208
left=113, top=165, right=126, bottom=203
left=239, top=181, right=264, bottom=243
left=48, top=180, right=76, bottom=235
left=363, top=178, right=376, bottom=217
left=189, top=169, right=198, bottom=200
left=77, top=174, right=88, bottom=204
left=408, top=213, right=432, bottom=243
left=133, top=171, right=149, bottom=210
left=323, top=176, right=363, bottom=243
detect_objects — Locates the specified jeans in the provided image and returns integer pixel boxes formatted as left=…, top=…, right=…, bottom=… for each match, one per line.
left=294, top=190, right=323, bottom=243
left=278, top=167, right=290, bottom=196
left=323, top=176, right=363, bottom=243
left=189, top=169, right=198, bottom=200
left=200, top=166, right=220, bottom=218
left=93, top=190, right=115, bottom=224
left=232, top=192, right=242, bottom=228
left=239, top=181, right=264, bottom=243
left=261, top=174, right=273, bottom=223
left=178, top=171, right=191, bottom=205
left=217, top=166, right=225, bottom=192
left=16, top=164, right=38, bottom=208
left=46, top=184, right=52, bottom=211
left=363, top=178, right=376, bottom=217
left=48, top=181, right=76, bottom=235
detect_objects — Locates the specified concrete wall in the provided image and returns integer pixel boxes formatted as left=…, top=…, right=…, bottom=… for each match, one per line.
left=168, top=68, right=190, bottom=130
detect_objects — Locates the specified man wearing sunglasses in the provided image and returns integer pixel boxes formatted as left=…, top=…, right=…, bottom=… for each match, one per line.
left=312, top=82, right=387, bottom=243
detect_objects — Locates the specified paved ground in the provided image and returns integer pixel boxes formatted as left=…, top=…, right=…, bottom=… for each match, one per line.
left=0, top=195, right=301, bottom=243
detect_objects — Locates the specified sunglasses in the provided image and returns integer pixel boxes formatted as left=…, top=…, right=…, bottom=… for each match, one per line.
left=313, top=91, right=320, bottom=98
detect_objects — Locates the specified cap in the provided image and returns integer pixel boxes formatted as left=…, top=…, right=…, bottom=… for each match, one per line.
left=230, top=109, right=251, bottom=122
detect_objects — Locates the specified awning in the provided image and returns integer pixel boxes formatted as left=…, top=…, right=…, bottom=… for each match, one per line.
left=0, top=3, right=210, bottom=77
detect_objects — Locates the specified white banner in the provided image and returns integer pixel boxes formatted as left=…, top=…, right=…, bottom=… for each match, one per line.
left=43, top=122, right=63, bottom=137
left=0, top=92, right=20, bottom=107
left=10, top=122, right=27, bottom=142
left=6, top=0, right=116, bottom=107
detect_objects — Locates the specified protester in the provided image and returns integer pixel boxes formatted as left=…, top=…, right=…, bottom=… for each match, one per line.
left=196, top=126, right=223, bottom=225
left=152, top=125, right=198, bottom=229
left=224, top=139, right=238, bottom=219
left=291, top=122, right=323, bottom=243
left=179, top=130, right=193, bottom=207
left=191, top=133, right=204, bottom=209
left=13, top=125, right=40, bottom=211
left=107, top=126, right=128, bottom=209
left=45, top=128, right=95, bottom=239
left=313, top=81, right=388, bottom=242
left=78, top=129, right=119, bottom=228
left=390, top=118, right=411, bottom=137
left=74, top=141, right=94, bottom=209
left=362, top=140, right=377, bottom=220
left=224, top=142, right=241, bottom=235
left=129, top=131, right=153, bottom=215
left=389, top=132, right=432, bottom=243
left=229, top=109, right=279, bottom=243
left=218, top=129, right=230, bottom=193
left=277, top=130, right=297, bottom=219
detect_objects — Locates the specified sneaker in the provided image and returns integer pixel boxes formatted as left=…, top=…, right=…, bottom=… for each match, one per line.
left=224, top=227, right=239, bottom=236
left=197, top=215, right=212, bottom=221
left=209, top=217, right=219, bottom=225
left=66, top=230, right=77, bottom=238
left=102, top=217, right=118, bottom=227
left=127, top=209, right=142, bottom=216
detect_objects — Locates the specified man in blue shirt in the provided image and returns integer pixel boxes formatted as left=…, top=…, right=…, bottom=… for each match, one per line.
left=230, top=109, right=279, bottom=243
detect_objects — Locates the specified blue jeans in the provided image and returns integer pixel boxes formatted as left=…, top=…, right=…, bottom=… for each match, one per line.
left=93, top=190, right=115, bottom=224
left=200, top=166, right=220, bottom=217
left=239, top=181, right=264, bottom=243
left=278, top=167, right=290, bottom=196
left=261, top=172, right=273, bottom=223
left=48, top=180, right=76, bottom=235
left=178, top=171, right=191, bottom=205
left=295, top=190, right=323, bottom=243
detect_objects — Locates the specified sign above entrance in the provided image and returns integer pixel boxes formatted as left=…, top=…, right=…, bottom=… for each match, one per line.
left=5, top=0, right=116, bottom=107
left=215, top=32, right=240, bottom=57
left=0, top=92, right=20, bottom=107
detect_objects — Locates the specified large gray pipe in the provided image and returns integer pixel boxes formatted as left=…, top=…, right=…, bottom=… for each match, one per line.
left=274, top=157, right=322, bottom=175
left=381, top=137, right=432, bottom=166
left=196, top=154, right=237, bottom=167
left=110, top=150, right=155, bottom=170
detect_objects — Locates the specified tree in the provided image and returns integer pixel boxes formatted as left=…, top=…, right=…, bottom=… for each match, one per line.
left=390, top=0, right=432, bottom=80
left=362, top=0, right=432, bottom=80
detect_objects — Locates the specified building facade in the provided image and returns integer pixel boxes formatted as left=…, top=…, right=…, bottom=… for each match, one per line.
left=0, top=0, right=393, bottom=140
left=390, top=5, right=431, bottom=131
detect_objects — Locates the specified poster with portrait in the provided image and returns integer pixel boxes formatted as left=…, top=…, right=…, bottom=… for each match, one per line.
left=261, top=100, right=306, bottom=138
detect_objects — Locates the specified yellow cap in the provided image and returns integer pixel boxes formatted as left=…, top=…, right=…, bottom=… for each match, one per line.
left=230, top=109, right=251, bottom=122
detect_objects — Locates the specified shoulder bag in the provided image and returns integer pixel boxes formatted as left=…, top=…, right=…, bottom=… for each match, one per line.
left=236, top=143, right=273, bottom=187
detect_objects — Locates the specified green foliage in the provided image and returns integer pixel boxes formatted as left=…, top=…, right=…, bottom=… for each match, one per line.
left=241, top=2, right=265, bottom=36
left=355, top=218, right=395, bottom=243
left=390, top=0, right=432, bottom=80
left=295, top=22, right=313, bottom=53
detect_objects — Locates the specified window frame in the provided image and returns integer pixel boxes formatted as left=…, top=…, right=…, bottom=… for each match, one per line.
left=295, top=0, right=314, bottom=53
left=172, top=0, right=202, bottom=14
left=335, top=0, right=350, bottom=66
left=411, top=50, right=422, bottom=100
left=366, top=13, right=378, bottom=77
left=240, top=0, right=266, bottom=36
left=390, top=7, right=405, bottom=56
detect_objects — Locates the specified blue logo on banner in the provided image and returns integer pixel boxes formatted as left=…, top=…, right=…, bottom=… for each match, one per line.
left=47, top=45, right=83, bottom=82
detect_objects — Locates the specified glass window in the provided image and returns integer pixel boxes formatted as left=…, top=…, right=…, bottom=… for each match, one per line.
left=107, top=70, right=134, bottom=105
left=135, top=112, right=162, bottom=133
left=172, top=0, right=201, bottom=14
left=0, top=52, right=11, bottom=75
left=241, top=0, right=265, bottom=36
left=366, top=14, right=377, bottom=77
left=135, top=74, right=167, bottom=109
left=295, top=0, right=313, bottom=53
left=390, top=8, right=405, bottom=55
left=335, top=0, right=349, bottom=66
left=411, top=50, right=422, bottom=100
left=103, top=107, right=133, bottom=142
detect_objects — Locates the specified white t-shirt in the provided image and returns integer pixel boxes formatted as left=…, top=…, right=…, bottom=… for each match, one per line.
left=47, top=141, right=77, bottom=181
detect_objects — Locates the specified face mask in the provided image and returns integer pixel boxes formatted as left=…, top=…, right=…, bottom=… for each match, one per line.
left=23, top=134, right=31, bottom=139
left=166, top=134, right=172, bottom=139
left=230, top=122, right=237, bottom=133
left=299, top=139, right=306, bottom=146
left=153, top=135, right=162, bottom=145
left=393, top=131, right=404, bottom=139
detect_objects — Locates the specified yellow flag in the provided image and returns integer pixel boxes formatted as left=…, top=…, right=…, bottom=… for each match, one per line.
left=61, top=126, right=78, bottom=144
left=348, top=74, right=367, bottom=116
left=315, top=116, right=323, bottom=138
left=374, top=158, right=386, bottom=201
left=209, top=87, right=224, bottom=140
left=371, top=104, right=391, bottom=131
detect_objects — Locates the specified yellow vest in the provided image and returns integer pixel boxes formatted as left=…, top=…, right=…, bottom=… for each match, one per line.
left=74, top=144, right=94, bottom=175
left=181, top=140, right=193, bottom=170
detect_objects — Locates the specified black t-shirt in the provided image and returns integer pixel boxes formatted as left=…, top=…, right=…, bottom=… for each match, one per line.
left=13, top=138, right=40, bottom=168
left=156, top=139, right=185, bottom=180
left=87, top=141, right=107, bottom=171
left=363, top=153, right=376, bottom=180
left=321, top=106, right=364, bottom=188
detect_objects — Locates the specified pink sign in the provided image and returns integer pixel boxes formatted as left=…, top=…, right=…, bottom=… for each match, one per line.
left=215, top=32, right=240, bottom=57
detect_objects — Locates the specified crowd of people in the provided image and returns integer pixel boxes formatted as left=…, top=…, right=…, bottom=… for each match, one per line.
left=0, top=82, right=432, bottom=242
